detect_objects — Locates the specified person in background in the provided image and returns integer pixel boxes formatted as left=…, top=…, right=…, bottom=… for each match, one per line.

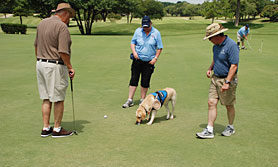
left=237, top=24, right=250, bottom=50
left=122, top=16, right=163, bottom=108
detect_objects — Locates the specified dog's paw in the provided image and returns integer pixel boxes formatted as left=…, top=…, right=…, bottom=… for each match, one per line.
left=170, top=115, right=174, bottom=120
left=147, top=122, right=152, bottom=125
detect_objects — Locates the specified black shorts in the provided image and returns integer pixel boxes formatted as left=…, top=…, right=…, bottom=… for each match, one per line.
left=129, top=59, right=155, bottom=88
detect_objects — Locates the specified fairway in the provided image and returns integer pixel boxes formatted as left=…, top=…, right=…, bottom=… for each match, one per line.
left=0, top=17, right=278, bottom=167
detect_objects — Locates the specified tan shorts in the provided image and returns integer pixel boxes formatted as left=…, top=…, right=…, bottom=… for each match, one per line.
left=36, top=61, right=68, bottom=102
left=209, top=74, right=238, bottom=105
left=237, top=33, right=244, bottom=43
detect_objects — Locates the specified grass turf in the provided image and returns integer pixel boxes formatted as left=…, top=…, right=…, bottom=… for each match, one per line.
left=0, top=16, right=277, bottom=167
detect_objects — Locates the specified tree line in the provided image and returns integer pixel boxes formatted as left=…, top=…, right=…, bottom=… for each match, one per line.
left=165, top=0, right=278, bottom=25
left=0, top=0, right=277, bottom=35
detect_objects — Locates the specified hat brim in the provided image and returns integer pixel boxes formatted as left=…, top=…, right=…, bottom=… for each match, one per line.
left=52, top=8, right=75, bottom=18
left=203, top=28, right=228, bottom=40
left=142, top=24, right=150, bottom=28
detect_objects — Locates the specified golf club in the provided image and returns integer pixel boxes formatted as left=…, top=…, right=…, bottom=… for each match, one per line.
left=259, top=40, right=263, bottom=53
left=246, top=40, right=253, bottom=50
left=69, top=73, right=78, bottom=135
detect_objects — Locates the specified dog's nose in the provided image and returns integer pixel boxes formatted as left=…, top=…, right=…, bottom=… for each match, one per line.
left=135, top=122, right=140, bottom=125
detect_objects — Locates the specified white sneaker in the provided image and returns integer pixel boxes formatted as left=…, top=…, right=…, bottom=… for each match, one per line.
left=221, top=126, right=235, bottom=136
left=122, top=100, right=134, bottom=108
left=196, top=128, right=214, bottom=139
left=139, top=99, right=144, bottom=104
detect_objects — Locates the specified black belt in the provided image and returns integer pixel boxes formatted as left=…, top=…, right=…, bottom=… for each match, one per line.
left=37, top=58, right=64, bottom=65
left=214, top=75, right=227, bottom=78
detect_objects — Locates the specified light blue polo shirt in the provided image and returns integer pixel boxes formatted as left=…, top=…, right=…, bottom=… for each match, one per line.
left=213, top=36, right=239, bottom=77
left=131, top=27, right=163, bottom=61
left=238, top=26, right=250, bottom=37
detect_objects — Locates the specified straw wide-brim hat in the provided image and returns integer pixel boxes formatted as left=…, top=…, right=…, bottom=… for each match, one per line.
left=52, top=3, right=75, bottom=18
left=203, top=23, right=228, bottom=40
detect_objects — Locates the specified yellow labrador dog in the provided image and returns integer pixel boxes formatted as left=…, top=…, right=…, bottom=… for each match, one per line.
left=135, top=88, right=176, bottom=125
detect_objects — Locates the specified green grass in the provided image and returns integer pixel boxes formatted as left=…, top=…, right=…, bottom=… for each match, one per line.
left=0, top=16, right=278, bottom=167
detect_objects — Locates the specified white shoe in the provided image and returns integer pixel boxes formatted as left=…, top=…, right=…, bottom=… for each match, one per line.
left=196, top=128, right=214, bottom=139
left=122, top=100, right=134, bottom=108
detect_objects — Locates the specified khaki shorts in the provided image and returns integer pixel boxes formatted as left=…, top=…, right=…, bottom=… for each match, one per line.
left=237, top=33, right=244, bottom=43
left=209, top=74, right=238, bottom=105
left=36, top=61, right=68, bottom=102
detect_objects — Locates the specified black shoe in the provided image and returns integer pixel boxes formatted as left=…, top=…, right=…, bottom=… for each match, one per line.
left=52, top=127, right=73, bottom=138
left=41, top=127, right=53, bottom=137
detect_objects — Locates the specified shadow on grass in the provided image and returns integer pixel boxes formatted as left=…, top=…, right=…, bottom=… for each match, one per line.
left=60, top=120, right=91, bottom=134
left=199, top=123, right=226, bottom=134
left=138, top=114, right=175, bottom=125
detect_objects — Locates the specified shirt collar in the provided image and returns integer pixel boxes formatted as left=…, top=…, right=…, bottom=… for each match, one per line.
left=219, top=35, right=228, bottom=46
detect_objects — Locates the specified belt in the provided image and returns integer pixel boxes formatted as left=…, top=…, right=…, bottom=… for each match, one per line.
left=37, top=58, right=64, bottom=65
left=214, top=75, right=227, bottom=78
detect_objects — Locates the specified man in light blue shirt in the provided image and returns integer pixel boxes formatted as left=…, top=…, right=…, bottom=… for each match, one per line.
left=122, top=16, right=163, bottom=108
left=237, top=24, right=250, bottom=49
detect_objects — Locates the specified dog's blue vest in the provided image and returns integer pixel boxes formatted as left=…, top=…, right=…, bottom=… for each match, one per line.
left=151, top=90, right=168, bottom=106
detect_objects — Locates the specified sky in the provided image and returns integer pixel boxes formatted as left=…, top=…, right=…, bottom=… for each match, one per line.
left=158, top=0, right=207, bottom=4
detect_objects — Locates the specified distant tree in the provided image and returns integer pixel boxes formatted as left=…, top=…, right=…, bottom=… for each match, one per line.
left=235, top=0, right=240, bottom=26
left=202, top=0, right=220, bottom=23
left=181, top=4, right=201, bottom=19
left=261, top=4, right=278, bottom=21
left=113, top=0, right=138, bottom=23
left=27, top=0, right=59, bottom=19
left=141, top=0, right=165, bottom=19
left=13, top=0, right=31, bottom=24
left=98, top=0, right=115, bottom=22
left=0, top=0, right=15, bottom=18
left=219, top=0, right=234, bottom=20
left=70, top=0, right=103, bottom=35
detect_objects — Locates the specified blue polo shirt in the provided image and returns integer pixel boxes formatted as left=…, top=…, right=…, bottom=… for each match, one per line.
left=213, top=36, right=239, bottom=77
left=131, top=27, right=163, bottom=61
left=238, top=26, right=250, bottom=37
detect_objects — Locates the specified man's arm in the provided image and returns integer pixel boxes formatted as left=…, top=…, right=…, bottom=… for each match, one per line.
left=131, top=44, right=139, bottom=59
left=206, top=60, right=214, bottom=78
left=60, top=53, right=75, bottom=79
left=35, top=46, right=37, bottom=59
left=149, top=48, right=162, bottom=65
left=221, top=64, right=238, bottom=92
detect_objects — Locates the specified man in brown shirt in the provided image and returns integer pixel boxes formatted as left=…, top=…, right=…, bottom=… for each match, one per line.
left=34, top=3, right=75, bottom=138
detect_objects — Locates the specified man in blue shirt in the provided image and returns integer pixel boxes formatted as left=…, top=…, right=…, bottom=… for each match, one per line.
left=197, top=23, right=239, bottom=139
left=122, top=16, right=163, bottom=108
left=237, top=24, right=250, bottom=49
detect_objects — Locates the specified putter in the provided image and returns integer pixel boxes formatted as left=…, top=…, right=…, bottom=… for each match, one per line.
left=69, top=73, right=78, bottom=135
left=246, top=40, right=253, bottom=50
left=259, top=40, right=263, bottom=53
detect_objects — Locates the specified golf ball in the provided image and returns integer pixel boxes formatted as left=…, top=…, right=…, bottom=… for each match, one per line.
left=104, top=115, right=108, bottom=118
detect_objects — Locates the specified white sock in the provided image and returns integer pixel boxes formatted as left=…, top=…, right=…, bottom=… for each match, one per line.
left=54, top=127, right=61, bottom=132
left=43, top=126, right=50, bottom=131
left=128, top=98, right=133, bottom=102
left=207, top=125, right=214, bottom=133
left=228, top=124, right=234, bottom=129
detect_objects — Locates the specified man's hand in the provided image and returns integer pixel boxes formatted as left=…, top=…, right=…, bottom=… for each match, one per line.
left=149, top=58, right=157, bottom=65
left=206, top=70, right=212, bottom=78
left=133, top=52, right=139, bottom=60
left=69, top=68, right=75, bottom=79
left=221, top=83, right=229, bottom=92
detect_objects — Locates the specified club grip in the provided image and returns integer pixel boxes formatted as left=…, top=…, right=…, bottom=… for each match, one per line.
left=69, top=72, right=73, bottom=91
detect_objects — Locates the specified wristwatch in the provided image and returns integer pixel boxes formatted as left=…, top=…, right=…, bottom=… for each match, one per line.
left=225, top=80, right=231, bottom=84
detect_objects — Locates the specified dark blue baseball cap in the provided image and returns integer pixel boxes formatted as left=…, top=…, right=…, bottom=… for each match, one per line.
left=142, top=16, right=151, bottom=28
left=246, top=24, right=249, bottom=28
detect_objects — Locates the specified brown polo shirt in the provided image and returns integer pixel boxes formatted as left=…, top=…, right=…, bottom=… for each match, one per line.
left=34, top=16, right=71, bottom=60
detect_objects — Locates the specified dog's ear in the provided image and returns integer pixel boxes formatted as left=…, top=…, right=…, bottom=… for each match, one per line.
left=152, top=99, right=161, bottom=110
